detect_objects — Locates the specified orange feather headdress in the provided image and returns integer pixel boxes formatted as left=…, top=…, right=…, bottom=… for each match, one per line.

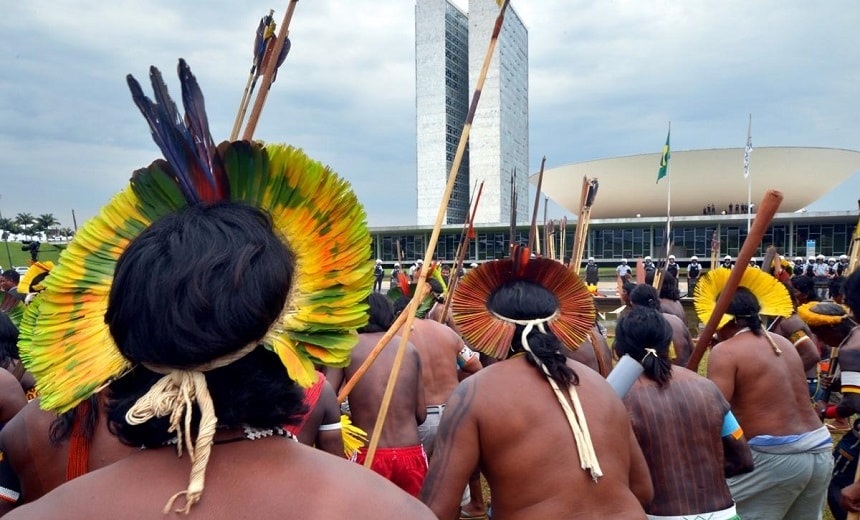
left=451, top=246, right=595, bottom=359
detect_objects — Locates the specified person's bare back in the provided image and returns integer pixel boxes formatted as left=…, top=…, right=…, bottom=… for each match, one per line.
left=401, top=318, right=476, bottom=405
left=0, top=396, right=136, bottom=504
left=5, top=437, right=433, bottom=520
left=422, top=357, right=651, bottom=519
left=663, top=312, right=693, bottom=367
left=708, top=329, right=822, bottom=438
left=624, top=367, right=749, bottom=515
left=345, top=332, right=425, bottom=448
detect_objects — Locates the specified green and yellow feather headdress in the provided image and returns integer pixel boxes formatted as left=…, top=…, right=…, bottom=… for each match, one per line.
left=693, top=266, right=793, bottom=330
left=19, top=60, right=373, bottom=413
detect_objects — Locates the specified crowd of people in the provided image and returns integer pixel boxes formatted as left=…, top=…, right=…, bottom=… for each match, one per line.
left=0, top=59, right=859, bottom=520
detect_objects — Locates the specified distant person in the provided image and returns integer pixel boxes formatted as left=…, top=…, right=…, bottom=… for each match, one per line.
left=686, top=255, right=702, bottom=296
left=721, top=255, right=733, bottom=269
left=0, top=270, right=24, bottom=302
left=665, top=254, right=679, bottom=279
left=585, top=257, right=599, bottom=285
left=616, top=258, right=632, bottom=285
left=373, top=259, right=385, bottom=293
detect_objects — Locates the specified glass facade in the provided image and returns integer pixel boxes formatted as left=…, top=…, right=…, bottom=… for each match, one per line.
left=369, top=217, right=857, bottom=264
left=416, top=0, right=528, bottom=226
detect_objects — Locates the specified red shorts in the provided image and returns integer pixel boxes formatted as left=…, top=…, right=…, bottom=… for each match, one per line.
left=354, top=445, right=428, bottom=497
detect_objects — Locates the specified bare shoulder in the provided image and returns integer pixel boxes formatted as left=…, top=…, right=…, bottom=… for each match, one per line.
left=838, top=328, right=860, bottom=371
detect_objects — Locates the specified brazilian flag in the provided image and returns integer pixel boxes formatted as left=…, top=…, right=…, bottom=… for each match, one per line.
left=657, top=128, right=671, bottom=183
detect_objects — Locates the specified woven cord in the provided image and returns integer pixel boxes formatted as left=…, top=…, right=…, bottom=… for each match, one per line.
left=125, top=342, right=258, bottom=514
left=510, top=317, right=603, bottom=481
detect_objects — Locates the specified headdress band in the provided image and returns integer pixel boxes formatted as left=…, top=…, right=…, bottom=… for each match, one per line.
left=643, top=348, right=658, bottom=361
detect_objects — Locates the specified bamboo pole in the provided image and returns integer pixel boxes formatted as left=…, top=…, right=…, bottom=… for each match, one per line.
left=361, top=0, right=512, bottom=469
left=440, top=181, right=484, bottom=323
left=241, top=0, right=299, bottom=141
left=570, top=178, right=598, bottom=272
left=686, top=190, right=784, bottom=371
left=528, top=157, right=546, bottom=251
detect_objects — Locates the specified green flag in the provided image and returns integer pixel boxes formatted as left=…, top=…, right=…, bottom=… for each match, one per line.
left=657, top=129, right=671, bottom=183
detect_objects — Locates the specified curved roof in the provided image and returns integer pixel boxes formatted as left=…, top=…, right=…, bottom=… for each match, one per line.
left=532, top=147, right=860, bottom=219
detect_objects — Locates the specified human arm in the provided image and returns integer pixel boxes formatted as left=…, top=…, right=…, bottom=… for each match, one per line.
left=314, top=381, right=346, bottom=458
left=324, top=367, right=344, bottom=396
left=457, top=344, right=482, bottom=376
left=414, top=351, right=427, bottom=426
left=0, top=372, right=26, bottom=424
left=420, top=380, right=480, bottom=520
left=827, top=345, right=860, bottom=417
left=627, top=423, right=654, bottom=507
left=720, top=411, right=754, bottom=477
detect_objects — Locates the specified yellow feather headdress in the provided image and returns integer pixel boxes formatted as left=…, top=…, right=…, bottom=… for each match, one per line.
left=797, top=301, right=850, bottom=328
left=452, top=246, right=595, bottom=359
left=693, top=266, right=794, bottom=330
left=19, top=60, right=373, bottom=413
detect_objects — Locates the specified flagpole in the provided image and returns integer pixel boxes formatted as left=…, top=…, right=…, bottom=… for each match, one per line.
left=745, top=114, right=753, bottom=230
left=665, top=122, right=672, bottom=261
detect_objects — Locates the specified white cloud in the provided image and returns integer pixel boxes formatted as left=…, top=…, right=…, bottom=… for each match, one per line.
left=1, top=0, right=858, bottom=228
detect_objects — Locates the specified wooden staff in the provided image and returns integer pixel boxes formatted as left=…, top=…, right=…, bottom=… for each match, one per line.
left=569, top=178, right=598, bottom=273
left=686, top=190, right=784, bottom=371
left=710, top=230, right=720, bottom=273
left=541, top=196, right=548, bottom=257
left=560, top=216, right=567, bottom=265
left=336, top=284, right=429, bottom=404
left=231, top=10, right=274, bottom=140
left=445, top=180, right=482, bottom=290
left=440, top=181, right=484, bottom=323
left=848, top=208, right=860, bottom=276
left=241, top=0, right=299, bottom=141
left=361, top=0, right=513, bottom=469
left=528, top=157, right=546, bottom=251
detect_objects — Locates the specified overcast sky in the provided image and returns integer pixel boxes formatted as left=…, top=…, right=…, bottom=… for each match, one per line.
left=1, top=0, right=858, bottom=230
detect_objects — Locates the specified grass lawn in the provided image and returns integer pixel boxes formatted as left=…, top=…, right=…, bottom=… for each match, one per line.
left=0, top=241, right=65, bottom=270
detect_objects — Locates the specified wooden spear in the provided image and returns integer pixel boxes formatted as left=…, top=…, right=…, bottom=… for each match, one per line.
left=440, top=181, right=484, bottom=323
left=686, top=189, right=784, bottom=371
left=361, top=0, right=513, bottom=469
left=528, top=157, right=546, bottom=251
left=570, top=178, right=598, bottom=272
left=241, top=0, right=299, bottom=141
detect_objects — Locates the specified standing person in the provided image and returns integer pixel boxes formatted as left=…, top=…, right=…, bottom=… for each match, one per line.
left=343, top=293, right=428, bottom=497
left=616, top=306, right=752, bottom=519
left=629, top=284, right=693, bottom=367
left=617, top=258, right=633, bottom=285
left=5, top=61, right=433, bottom=519
left=585, top=257, right=600, bottom=286
left=694, top=267, right=833, bottom=520
left=657, top=271, right=687, bottom=327
left=643, top=256, right=656, bottom=278
left=721, top=255, right=733, bottom=269
left=686, top=255, right=701, bottom=297
left=373, top=259, right=385, bottom=293
left=421, top=250, right=653, bottom=519
left=665, top=254, right=679, bottom=279
left=409, top=259, right=424, bottom=283
left=390, top=262, right=402, bottom=288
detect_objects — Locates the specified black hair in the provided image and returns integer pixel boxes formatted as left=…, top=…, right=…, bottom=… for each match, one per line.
left=790, top=275, right=818, bottom=302
left=0, top=312, right=19, bottom=366
left=1, top=270, right=19, bottom=284
left=659, top=272, right=681, bottom=300
left=629, top=284, right=661, bottom=310
left=426, top=277, right=444, bottom=295
left=49, top=395, right=100, bottom=446
left=614, top=307, right=673, bottom=387
left=392, top=295, right=410, bottom=317
left=359, top=293, right=395, bottom=333
left=844, top=270, right=860, bottom=318
left=104, top=203, right=306, bottom=447
left=486, top=279, right=577, bottom=388
left=727, top=287, right=764, bottom=336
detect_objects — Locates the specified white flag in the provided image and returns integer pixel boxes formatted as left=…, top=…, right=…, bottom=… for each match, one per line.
left=743, top=121, right=753, bottom=178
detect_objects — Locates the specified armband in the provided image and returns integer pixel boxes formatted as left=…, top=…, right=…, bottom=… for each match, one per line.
left=721, top=411, right=743, bottom=440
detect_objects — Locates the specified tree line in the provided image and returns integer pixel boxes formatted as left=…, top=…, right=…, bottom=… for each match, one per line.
left=0, top=213, right=74, bottom=241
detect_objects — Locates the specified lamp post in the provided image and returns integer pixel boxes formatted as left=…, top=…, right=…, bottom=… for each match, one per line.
left=0, top=195, right=13, bottom=269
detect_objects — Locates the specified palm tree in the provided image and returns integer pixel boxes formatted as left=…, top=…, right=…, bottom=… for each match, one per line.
left=14, top=213, right=35, bottom=240
left=58, top=227, right=75, bottom=241
left=35, top=213, right=61, bottom=240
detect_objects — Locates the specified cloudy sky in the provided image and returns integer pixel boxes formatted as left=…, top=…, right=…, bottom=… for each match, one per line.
left=1, top=0, right=858, bottom=230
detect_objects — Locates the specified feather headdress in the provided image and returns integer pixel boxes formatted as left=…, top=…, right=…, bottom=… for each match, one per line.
left=797, top=301, right=850, bottom=328
left=451, top=246, right=595, bottom=359
left=19, top=59, right=373, bottom=414
left=692, top=266, right=793, bottom=331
